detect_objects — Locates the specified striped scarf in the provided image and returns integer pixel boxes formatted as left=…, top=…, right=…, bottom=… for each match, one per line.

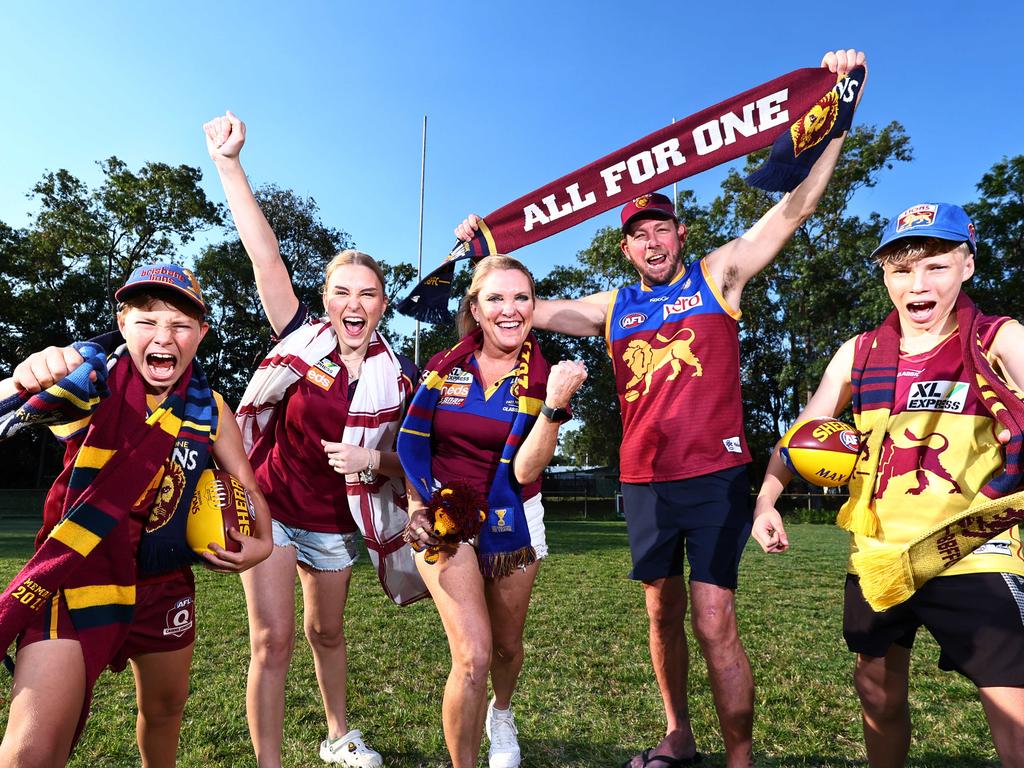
left=843, top=293, right=1024, bottom=609
left=398, top=64, right=863, bottom=323
left=236, top=318, right=427, bottom=606
left=0, top=342, right=214, bottom=739
left=397, top=330, right=548, bottom=577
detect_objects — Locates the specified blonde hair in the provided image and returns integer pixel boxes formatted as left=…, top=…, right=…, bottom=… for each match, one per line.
left=457, top=255, right=537, bottom=337
left=322, top=249, right=387, bottom=296
left=874, top=237, right=971, bottom=268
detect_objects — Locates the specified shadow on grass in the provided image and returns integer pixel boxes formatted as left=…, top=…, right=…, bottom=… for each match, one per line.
left=0, top=518, right=39, bottom=559
left=545, top=519, right=629, bottom=556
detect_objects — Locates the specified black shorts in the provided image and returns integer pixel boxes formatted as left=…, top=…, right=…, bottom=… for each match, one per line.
left=844, top=572, right=1024, bottom=688
left=621, top=464, right=752, bottom=587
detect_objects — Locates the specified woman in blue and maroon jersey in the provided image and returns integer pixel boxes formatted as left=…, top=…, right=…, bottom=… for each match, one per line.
left=398, top=256, right=587, bottom=768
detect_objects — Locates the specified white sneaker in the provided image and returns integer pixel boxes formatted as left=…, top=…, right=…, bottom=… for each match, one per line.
left=485, top=699, right=521, bottom=768
left=319, top=728, right=383, bottom=767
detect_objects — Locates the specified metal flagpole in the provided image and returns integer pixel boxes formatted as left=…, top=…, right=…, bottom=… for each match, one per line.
left=672, top=117, right=678, bottom=214
left=414, top=115, right=427, bottom=366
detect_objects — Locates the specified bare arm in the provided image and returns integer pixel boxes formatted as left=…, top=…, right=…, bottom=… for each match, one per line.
left=204, top=112, right=300, bottom=335
left=533, top=293, right=611, bottom=337
left=751, top=336, right=856, bottom=553
left=706, top=49, right=868, bottom=309
left=991, top=320, right=1024, bottom=392
left=513, top=361, right=587, bottom=484
left=454, top=213, right=612, bottom=337
left=204, top=400, right=274, bottom=572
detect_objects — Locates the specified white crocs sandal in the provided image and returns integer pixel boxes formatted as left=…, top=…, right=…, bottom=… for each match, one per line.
left=319, top=728, right=383, bottom=767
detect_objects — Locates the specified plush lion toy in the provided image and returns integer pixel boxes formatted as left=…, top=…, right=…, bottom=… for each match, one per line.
left=421, top=482, right=487, bottom=564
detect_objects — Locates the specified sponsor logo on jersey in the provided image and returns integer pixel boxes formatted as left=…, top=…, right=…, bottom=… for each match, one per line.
left=445, top=367, right=473, bottom=385
left=306, top=366, right=335, bottom=391
left=620, top=312, right=647, bottom=329
left=907, top=380, right=968, bottom=412
left=723, top=436, right=742, bottom=454
left=648, top=295, right=669, bottom=302
left=663, top=293, right=703, bottom=319
left=973, top=540, right=1012, bottom=557
left=898, top=368, right=925, bottom=378
left=315, top=356, right=341, bottom=377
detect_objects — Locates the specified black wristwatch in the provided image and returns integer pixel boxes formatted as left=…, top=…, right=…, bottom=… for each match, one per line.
left=540, top=403, right=572, bottom=423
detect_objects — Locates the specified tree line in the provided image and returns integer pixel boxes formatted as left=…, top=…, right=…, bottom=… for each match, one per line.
left=1, top=124, right=1022, bottom=487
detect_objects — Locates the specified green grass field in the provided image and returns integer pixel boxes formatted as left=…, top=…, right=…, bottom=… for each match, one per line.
left=0, top=519, right=1004, bottom=767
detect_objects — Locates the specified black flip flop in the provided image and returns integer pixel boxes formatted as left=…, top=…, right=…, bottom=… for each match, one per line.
left=621, top=747, right=703, bottom=767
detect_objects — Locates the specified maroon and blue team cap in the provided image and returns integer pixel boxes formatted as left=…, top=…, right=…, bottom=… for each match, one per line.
left=115, top=263, right=207, bottom=315
left=621, top=192, right=676, bottom=232
left=871, top=203, right=978, bottom=260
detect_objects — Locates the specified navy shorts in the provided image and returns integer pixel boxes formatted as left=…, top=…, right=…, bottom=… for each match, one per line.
left=844, top=572, right=1024, bottom=687
left=621, top=464, right=752, bottom=587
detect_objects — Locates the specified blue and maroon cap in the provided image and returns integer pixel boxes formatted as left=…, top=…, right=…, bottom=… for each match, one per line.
left=871, top=203, right=977, bottom=260
left=115, top=263, right=207, bottom=315
left=621, top=192, right=676, bottom=232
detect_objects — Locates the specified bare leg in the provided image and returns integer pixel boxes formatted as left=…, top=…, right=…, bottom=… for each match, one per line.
left=0, top=639, right=85, bottom=768
left=485, top=560, right=540, bottom=709
left=690, top=581, right=753, bottom=768
left=853, top=647, right=911, bottom=768
left=627, top=576, right=697, bottom=768
left=416, top=544, right=492, bottom=768
left=241, top=544, right=299, bottom=768
left=131, top=645, right=194, bottom=768
left=297, top=562, right=353, bottom=740
left=978, top=686, right=1024, bottom=768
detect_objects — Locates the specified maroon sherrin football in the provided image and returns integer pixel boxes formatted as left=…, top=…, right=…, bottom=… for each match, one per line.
left=779, top=417, right=861, bottom=487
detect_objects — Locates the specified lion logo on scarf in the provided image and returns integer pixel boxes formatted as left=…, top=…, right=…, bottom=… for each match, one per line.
left=146, top=462, right=186, bottom=532
left=622, top=327, right=703, bottom=402
left=790, top=90, right=839, bottom=157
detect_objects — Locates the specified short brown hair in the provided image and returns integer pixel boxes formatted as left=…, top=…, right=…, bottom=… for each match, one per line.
left=117, top=288, right=206, bottom=322
left=874, top=237, right=971, bottom=268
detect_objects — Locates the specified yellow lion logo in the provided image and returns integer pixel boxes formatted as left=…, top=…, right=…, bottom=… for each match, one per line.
left=146, top=462, right=186, bottom=532
left=790, top=89, right=839, bottom=157
left=622, top=327, right=703, bottom=402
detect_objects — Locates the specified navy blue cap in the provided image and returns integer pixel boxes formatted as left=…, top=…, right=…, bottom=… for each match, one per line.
left=871, top=203, right=977, bottom=260
left=115, top=263, right=207, bottom=315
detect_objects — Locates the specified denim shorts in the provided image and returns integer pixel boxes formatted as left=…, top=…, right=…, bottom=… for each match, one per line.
left=272, top=519, right=360, bottom=572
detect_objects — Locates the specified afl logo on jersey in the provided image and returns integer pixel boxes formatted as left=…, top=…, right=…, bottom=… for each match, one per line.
left=620, top=312, right=647, bottom=329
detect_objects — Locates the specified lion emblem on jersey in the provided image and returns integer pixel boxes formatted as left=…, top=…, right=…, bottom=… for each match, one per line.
left=874, top=428, right=962, bottom=499
left=790, top=89, right=838, bottom=157
left=622, top=327, right=703, bottom=402
left=146, top=462, right=186, bottom=532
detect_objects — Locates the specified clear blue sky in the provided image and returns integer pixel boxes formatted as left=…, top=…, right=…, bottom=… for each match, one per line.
left=3, top=1, right=1021, bottom=307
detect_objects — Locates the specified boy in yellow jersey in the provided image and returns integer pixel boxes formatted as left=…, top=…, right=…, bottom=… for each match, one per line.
left=0, top=263, right=272, bottom=768
left=752, top=204, right=1024, bottom=767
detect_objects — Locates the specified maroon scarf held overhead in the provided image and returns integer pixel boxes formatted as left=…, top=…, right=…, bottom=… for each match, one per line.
left=399, top=65, right=864, bottom=323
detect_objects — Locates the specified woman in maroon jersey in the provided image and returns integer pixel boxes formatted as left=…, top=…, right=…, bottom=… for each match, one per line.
left=399, top=255, right=587, bottom=768
left=206, top=112, right=418, bottom=768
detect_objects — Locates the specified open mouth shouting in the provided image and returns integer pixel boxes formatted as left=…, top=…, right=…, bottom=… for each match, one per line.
left=145, top=351, right=179, bottom=381
left=905, top=300, right=937, bottom=324
left=341, top=315, right=368, bottom=339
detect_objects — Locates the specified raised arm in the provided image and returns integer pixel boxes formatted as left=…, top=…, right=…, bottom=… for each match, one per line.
left=204, top=112, right=300, bottom=335
left=751, top=335, right=857, bottom=553
left=513, top=360, right=587, bottom=484
left=705, top=49, right=868, bottom=310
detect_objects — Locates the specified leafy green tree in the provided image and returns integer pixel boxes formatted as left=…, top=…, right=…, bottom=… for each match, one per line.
left=0, top=158, right=222, bottom=486
left=965, top=155, right=1024, bottom=317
